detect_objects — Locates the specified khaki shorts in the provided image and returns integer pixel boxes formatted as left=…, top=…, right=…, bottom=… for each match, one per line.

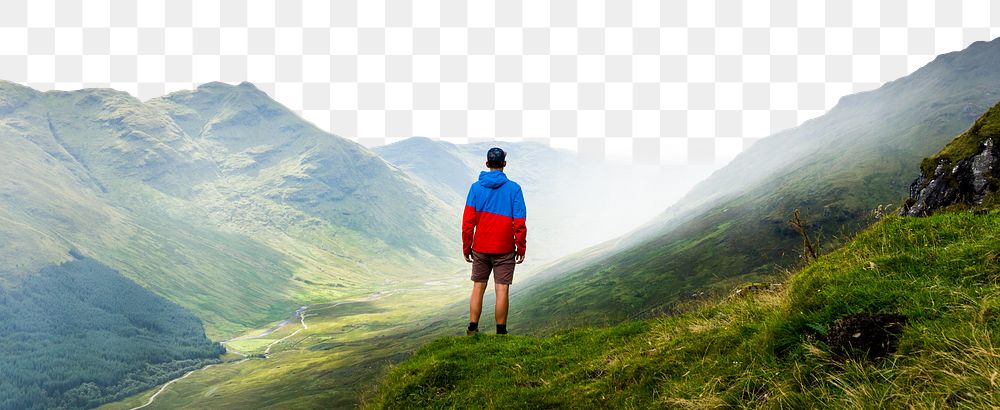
left=470, top=251, right=516, bottom=285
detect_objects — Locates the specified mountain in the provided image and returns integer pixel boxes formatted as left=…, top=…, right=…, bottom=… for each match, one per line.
left=0, top=80, right=472, bottom=408
left=374, top=138, right=709, bottom=264
left=0, top=79, right=477, bottom=409
left=0, top=81, right=460, bottom=337
left=149, top=83, right=456, bottom=256
left=373, top=137, right=492, bottom=206
left=367, top=107, right=1000, bottom=407
left=509, top=38, right=1000, bottom=333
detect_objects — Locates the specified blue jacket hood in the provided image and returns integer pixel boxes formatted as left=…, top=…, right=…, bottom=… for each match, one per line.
left=478, top=170, right=508, bottom=189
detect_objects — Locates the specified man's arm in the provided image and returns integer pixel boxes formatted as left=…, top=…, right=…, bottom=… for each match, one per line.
left=512, top=186, right=527, bottom=263
left=462, top=187, right=478, bottom=262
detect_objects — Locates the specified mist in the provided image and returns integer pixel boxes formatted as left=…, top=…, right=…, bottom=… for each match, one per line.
left=508, top=157, right=717, bottom=266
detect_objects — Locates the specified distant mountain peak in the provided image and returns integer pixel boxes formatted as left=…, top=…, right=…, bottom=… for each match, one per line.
left=237, top=81, right=262, bottom=90
left=193, top=80, right=264, bottom=94
left=402, top=136, right=437, bottom=143
left=169, top=81, right=272, bottom=104
left=0, top=80, right=40, bottom=114
left=0, top=79, right=37, bottom=94
left=151, top=81, right=295, bottom=144
left=832, top=37, right=1000, bottom=110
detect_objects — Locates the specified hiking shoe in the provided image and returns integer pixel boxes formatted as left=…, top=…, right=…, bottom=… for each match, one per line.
left=466, top=329, right=480, bottom=336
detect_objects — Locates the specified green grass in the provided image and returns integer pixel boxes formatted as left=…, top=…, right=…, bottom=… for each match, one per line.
left=366, top=210, right=1000, bottom=408
left=922, top=100, right=1000, bottom=175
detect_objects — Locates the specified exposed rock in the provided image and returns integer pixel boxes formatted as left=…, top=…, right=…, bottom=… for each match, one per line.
left=972, top=138, right=996, bottom=192
left=826, top=313, right=907, bottom=362
left=732, top=282, right=781, bottom=298
left=900, top=136, right=999, bottom=216
left=900, top=100, right=1000, bottom=216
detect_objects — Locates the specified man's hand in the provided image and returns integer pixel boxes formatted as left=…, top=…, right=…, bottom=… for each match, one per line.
left=515, top=253, right=525, bottom=264
left=465, top=252, right=474, bottom=263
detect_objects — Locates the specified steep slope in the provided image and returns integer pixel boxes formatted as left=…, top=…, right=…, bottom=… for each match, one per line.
left=367, top=209, right=1000, bottom=408
left=511, top=38, right=1000, bottom=333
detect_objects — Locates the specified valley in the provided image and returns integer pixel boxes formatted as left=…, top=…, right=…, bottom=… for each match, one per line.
left=101, top=270, right=472, bottom=409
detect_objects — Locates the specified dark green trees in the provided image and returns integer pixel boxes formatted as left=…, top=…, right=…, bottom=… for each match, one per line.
left=0, top=258, right=223, bottom=410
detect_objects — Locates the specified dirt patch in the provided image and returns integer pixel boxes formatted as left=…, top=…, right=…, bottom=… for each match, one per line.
left=826, top=313, right=907, bottom=362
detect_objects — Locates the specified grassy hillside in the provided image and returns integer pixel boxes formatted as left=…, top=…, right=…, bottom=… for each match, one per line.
left=366, top=208, right=1000, bottom=408
left=510, top=38, right=1000, bottom=334
left=0, top=258, right=222, bottom=410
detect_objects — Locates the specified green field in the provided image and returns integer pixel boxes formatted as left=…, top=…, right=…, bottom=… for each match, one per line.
left=367, top=209, right=1000, bottom=408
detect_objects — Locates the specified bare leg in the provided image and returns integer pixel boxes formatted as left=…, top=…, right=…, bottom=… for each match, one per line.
left=469, top=281, right=488, bottom=324
left=495, top=283, right=510, bottom=325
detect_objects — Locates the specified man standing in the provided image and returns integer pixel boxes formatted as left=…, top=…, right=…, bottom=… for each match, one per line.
left=462, top=147, right=527, bottom=335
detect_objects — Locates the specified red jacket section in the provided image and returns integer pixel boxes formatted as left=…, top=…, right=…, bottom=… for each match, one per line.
left=462, top=171, right=527, bottom=256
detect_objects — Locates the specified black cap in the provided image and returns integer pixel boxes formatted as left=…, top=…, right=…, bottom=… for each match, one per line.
left=487, top=147, right=506, bottom=168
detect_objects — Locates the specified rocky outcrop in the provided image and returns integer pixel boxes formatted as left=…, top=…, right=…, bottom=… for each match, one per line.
left=900, top=100, right=1000, bottom=216
left=900, top=138, right=999, bottom=216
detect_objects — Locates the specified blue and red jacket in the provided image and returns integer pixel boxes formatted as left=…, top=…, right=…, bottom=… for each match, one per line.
left=462, top=171, right=527, bottom=256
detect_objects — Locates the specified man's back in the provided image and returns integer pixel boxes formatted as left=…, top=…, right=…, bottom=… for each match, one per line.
left=462, top=170, right=527, bottom=256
